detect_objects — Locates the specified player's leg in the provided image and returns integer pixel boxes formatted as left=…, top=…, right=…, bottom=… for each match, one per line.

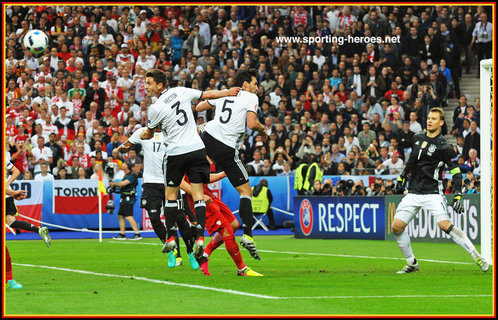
left=182, top=192, right=198, bottom=240
left=221, top=225, right=263, bottom=277
left=173, top=233, right=183, bottom=267
left=6, top=198, right=51, bottom=247
left=203, top=201, right=225, bottom=258
left=5, top=247, right=22, bottom=289
left=391, top=194, right=420, bottom=273
left=141, top=184, right=166, bottom=242
left=190, top=182, right=207, bottom=257
left=162, top=153, right=183, bottom=251
left=147, top=207, right=167, bottom=243
left=232, top=178, right=260, bottom=260
left=163, top=185, right=181, bottom=251
left=431, top=197, right=489, bottom=272
left=185, top=149, right=211, bottom=257
left=175, top=212, right=199, bottom=270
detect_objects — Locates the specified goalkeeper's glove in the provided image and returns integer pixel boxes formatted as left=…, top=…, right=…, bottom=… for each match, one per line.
left=451, top=192, right=464, bottom=214
left=394, top=176, right=406, bottom=194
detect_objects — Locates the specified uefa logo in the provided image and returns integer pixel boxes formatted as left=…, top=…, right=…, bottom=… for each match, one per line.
left=299, top=199, right=313, bottom=236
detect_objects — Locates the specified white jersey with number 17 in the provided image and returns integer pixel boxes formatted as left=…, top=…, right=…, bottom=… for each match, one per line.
left=147, top=87, right=205, bottom=156
left=128, top=128, right=165, bottom=184
left=204, top=90, right=259, bottom=149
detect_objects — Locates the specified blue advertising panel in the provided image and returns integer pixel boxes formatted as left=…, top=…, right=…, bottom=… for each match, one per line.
left=293, top=196, right=385, bottom=239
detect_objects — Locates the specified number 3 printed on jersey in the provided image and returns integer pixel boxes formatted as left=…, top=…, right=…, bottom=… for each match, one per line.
left=171, top=101, right=187, bottom=126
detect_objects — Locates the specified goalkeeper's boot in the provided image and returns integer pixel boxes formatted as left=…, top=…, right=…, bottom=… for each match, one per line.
left=6, top=279, right=23, bottom=289
left=39, top=227, right=51, bottom=247
left=193, top=237, right=205, bottom=259
left=188, top=252, right=199, bottom=270
left=175, top=256, right=183, bottom=267
left=197, top=256, right=210, bottom=276
left=476, top=257, right=490, bottom=272
left=396, top=259, right=420, bottom=274
left=237, top=266, right=263, bottom=277
left=161, top=236, right=176, bottom=254
left=240, top=234, right=260, bottom=260
left=168, top=249, right=177, bottom=268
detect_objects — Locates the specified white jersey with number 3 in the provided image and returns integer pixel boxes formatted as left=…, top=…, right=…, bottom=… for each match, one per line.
left=147, top=87, right=205, bottom=156
left=128, top=128, right=165, bottom=184
left=204, top=90, right=259, bottom=149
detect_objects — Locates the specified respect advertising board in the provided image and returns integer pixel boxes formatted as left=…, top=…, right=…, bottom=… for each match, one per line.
left=293, top=196, right=385, bottom=239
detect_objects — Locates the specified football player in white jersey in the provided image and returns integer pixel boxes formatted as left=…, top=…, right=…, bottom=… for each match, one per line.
left=195, top=69, right=267, bottom=260
left=116, top=127, right=199, bottom=270
left=140, top=69, right=239, bottom=257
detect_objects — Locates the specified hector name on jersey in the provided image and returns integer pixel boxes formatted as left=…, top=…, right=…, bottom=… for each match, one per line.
left=402, top=132, right=462, bottom=195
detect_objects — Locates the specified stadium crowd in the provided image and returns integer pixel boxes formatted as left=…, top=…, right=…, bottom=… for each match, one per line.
left=5, top=5, right=487, bottom=195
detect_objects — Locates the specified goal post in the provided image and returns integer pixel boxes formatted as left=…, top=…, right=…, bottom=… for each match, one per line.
left=479, top=59, right=493, bottom=265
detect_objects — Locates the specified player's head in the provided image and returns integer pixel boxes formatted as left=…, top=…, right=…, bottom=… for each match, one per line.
left=427, top=107, right=445, bottom=133
left=233, top=68, right=258, bottom=93
left=145, top=69, right=167, bottom=97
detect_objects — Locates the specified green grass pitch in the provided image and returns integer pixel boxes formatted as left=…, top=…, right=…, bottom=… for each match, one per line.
left=5, top=236, right=494, bottom=315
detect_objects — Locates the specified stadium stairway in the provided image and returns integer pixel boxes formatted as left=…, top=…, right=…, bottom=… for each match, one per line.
left=443, top=63, right=481, bottom=144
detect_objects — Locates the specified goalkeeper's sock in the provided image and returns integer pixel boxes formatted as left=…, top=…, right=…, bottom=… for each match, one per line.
left=9, top=220, right=39, bottom=233
left=446, top=224, right=478, bottom=258
left=394, top=229, right=416, bottom=265
left=223, top=232, right=246, bottom=271
left=239, top=196, right=253, bottom=237
left=205, top=232, right=223, bottom=256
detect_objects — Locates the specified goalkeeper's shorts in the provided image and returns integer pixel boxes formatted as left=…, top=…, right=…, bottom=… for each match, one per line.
left=395, top=193, right=450, bottom=224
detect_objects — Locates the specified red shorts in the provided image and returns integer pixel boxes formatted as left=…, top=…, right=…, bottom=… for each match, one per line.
left=205, top=198, right=236, bottom=236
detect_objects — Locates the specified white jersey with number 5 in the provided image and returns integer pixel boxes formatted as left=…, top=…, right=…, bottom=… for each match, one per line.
left=147, top=87, right=205, bottom=156
left=128, top=128, right=165, bottom=184
left=204, top=90, right=259, bottom=149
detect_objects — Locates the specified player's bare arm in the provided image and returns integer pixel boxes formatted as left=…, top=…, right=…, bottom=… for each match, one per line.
left=209, top=171, right=226, bottom=183
left=140, top=127, right=155, bottom=140
left=116, top=141, right=134, bottom=154
left=179, top=177, right=212, bottom=204
left=195, top=100, right=215, bottom=112
left=6, top=166, right=21, bottom=188
left=6, top=187, right=26, bottom=200
left=201, top=87, right=240, bottom=100
left=247, top=111, right=267, bottom=141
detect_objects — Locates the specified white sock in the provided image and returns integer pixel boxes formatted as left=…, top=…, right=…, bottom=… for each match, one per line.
left=395, top=229, right=416, bottom=265
left=447, top=225, right=479, bottom=260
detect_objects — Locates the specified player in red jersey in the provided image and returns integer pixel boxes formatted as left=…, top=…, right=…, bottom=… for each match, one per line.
left=180, top=169, right=263, bottom=277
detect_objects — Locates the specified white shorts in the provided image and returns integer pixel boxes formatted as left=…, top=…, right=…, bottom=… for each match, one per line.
left=395, top=193, right=450, bottom=224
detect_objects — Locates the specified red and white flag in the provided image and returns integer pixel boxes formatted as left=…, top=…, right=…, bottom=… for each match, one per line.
left=53, top=180, right=109, bottom=215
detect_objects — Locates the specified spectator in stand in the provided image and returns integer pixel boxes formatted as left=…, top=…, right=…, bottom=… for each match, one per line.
left=68, top=143, right=91, bottom=169
left=357, top=122, right=377, bottom=151
left=462, top=120, right=480, bottom=161
left=34, top=162, right=55, bottom=181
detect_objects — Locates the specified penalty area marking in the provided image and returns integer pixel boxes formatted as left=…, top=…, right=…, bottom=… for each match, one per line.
left=13, top=263, right=492, bottom=300
left=108, top=241, right=476, bottom=265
